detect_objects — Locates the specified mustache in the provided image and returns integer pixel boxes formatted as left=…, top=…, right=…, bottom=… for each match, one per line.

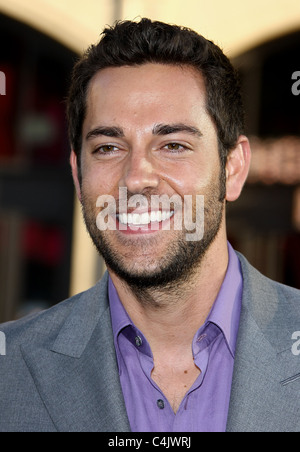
left=95, top=188, right=184, bottom=215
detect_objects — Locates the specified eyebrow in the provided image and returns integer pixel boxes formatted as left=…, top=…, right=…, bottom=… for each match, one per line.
left=153, top=123, right=203, bottom=138
left=85, top=126, right=125, bottom=141
left=85, top=123, right=203, bottom=141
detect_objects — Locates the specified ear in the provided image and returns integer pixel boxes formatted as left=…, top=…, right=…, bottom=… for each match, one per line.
left=70, top=150, right=82, bottom=203
left=225, top=135, right=251, bottom=202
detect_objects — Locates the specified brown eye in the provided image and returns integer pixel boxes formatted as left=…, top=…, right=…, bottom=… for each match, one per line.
left=99, top=145, right=116, bottom=153
left=165, top=143, right=184, bottom=151
left=93, top=144, right=119, bottom=156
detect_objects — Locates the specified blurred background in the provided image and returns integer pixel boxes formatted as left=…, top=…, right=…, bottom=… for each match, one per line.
left=0, top=0, right=299, bottom=322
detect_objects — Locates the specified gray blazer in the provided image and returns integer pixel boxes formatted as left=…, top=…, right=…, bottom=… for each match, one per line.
left=1, top=252, right=300, bottom=432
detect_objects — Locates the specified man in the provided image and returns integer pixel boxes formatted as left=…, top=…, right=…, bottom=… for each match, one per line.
left=1, top=18, right=300, bottom=433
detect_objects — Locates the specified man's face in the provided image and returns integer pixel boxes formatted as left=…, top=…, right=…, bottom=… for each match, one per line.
left=75, top=63, right=225, bottom=289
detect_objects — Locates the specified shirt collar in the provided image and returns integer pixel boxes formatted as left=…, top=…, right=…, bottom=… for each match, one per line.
left=109, top=276, right=132, bottom=338
left=109, top=242, right=243, bottom=358
left=109, top=278, right=152, bottom=357
left=204, top=242, right=243, bottom=357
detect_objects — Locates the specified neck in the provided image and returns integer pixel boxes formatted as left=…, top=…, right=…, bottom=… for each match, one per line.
left=109, top=236, right=229, bottom=355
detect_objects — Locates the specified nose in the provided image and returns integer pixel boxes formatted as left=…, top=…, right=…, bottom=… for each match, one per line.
left=120, top=151, right=160, bottom=194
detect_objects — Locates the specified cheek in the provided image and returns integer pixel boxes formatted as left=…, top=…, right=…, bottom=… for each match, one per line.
left=81, top=161, right=120, bottom=199
left=167, top=166, right=213, bottom=197
left=165, top=150, right=220, bottom=196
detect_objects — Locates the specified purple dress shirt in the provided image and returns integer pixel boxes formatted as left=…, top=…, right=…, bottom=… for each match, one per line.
left=109, top=243, right=243, bottom=432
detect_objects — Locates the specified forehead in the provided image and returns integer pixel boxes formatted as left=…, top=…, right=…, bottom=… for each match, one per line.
left=88, top=63, right=206, bottom=92
left=85, top=63, right=208, bottom=126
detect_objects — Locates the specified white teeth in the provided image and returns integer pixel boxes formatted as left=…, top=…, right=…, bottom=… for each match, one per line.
left=141, top=212, right=149, bottom=224
left=118, top=211, right=174, bottom=226
left=132, top=213, right=139, bottom=225
left=150, top=211, right=156, bottom=222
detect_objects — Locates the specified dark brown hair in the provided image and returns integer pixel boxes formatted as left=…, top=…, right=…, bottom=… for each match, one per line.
left=67, top=18, right=244, bottom=173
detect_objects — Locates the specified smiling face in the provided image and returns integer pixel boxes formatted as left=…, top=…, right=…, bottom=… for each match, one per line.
left=71, top=63, right=228, bottom=290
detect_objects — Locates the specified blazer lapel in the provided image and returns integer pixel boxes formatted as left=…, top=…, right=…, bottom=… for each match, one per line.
left=21, top=275, right=131, bottom=432
left=226, top=305, right=282, bottom=432
left=227, top=254, right=300, bottom=432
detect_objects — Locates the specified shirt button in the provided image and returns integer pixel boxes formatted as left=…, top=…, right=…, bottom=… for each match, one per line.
left=135, top=336, right=143, bottom=347
left=157, top=399, right=165, bottom=410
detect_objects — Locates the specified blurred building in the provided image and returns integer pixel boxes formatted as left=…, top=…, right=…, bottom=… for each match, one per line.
left=0, top=0, right=299, bottom=322
left=229, top=30, right=300, bottom=290
left=0, top=14, right=76, bottom=321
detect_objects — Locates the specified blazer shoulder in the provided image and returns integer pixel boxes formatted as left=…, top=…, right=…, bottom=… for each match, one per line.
left=0, top=274, right=109, bottom=355
left=0, top=295, right=77, bottom=355
left=237, top=251, right=300, bottom=348
left=237, top=250, right=300, bottom=303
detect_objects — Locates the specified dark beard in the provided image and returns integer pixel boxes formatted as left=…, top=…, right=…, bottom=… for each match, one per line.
left=85, top=219, right=220, bottom=289
left=81, top=175, right=225, bottom=303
